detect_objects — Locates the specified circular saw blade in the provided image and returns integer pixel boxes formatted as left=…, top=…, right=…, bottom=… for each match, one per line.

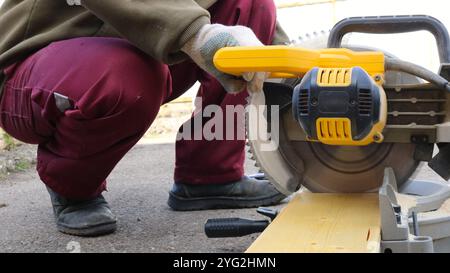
left=288, top=142, right=419, bottom=193
left=246, top=32, right=420, bottom=194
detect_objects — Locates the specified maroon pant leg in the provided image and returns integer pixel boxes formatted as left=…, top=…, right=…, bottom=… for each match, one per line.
left=173, top=0, right=277, bottom=184
left=0, top=37, right=170, bottom=199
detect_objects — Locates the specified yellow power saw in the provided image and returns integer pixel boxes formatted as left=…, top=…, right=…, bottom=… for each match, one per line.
left=213, top=15, right=450, bottom=194
left=204, top=16, right=450, bottom=253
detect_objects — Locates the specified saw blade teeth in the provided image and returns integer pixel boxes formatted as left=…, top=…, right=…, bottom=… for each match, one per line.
left=295, top=30, right=330, bottom=47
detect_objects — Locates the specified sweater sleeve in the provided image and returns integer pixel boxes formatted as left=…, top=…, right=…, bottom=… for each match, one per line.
left=80, top=0, right=211, bottom=63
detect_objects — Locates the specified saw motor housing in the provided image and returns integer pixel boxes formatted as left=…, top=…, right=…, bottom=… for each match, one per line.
left=292, top=67, right=387, bottom=146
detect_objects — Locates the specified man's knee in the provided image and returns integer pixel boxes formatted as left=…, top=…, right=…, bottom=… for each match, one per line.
left=243, top=0, right=277, bottom=30
left=249, top=0, right=276, bottom=15
left=214, top=0, right=276, bottom=15
left=210, top=0, right=276, bottom=44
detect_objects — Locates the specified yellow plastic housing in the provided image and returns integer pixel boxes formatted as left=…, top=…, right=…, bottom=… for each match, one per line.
left=214, top=45, right=385, bottom=78
left=214, top=46, right=387, bottom=146
left=314, top=68, right=386, bottom=146
left=316, top=118, right=353, bottom=144
left=317, top=68, right=352, bottom=86
left=316, top=116, right=385, bottom=146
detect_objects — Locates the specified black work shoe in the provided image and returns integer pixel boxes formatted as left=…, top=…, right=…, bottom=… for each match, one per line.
left=47, top=187, right=117, bottom=237
left=167, top=175, right=287, bottom=211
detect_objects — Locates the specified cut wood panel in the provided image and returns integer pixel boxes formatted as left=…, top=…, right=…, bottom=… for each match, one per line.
left=246, top=193, right=381, bottom=253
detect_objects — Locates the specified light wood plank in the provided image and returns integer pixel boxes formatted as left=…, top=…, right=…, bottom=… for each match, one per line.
left=246, top=193, right=381, bottom=253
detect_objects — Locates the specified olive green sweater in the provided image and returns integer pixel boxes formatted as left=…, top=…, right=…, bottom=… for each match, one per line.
left=0, top=0, right=289, bottom=94
left=0, top=0, right=218, bottom=67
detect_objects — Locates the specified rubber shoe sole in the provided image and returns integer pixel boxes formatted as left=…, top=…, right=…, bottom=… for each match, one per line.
left=168, top=191, right=286, bottom=211
left=57, top=222, right=117, bottom=237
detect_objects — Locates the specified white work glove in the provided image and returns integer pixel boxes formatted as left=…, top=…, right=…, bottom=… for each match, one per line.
left=182, top=24, right=267, bottom=94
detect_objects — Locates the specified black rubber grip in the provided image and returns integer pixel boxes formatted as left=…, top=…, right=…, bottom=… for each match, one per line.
left=328, top=15, right=450, bottom=63
left=204, top=218, right=269, bottom=238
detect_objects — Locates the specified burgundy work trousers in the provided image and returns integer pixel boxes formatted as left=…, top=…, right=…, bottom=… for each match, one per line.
left=0, top=0, right=277, bottom=199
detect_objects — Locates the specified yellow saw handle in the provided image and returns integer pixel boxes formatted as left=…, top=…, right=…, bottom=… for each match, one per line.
left=213, top=45, right=385, bottom=78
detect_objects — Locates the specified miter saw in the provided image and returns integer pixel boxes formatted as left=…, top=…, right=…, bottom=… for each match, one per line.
left=205, top=15, right=450, bottom=253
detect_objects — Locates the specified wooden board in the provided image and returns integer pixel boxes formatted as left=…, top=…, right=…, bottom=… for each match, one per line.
left=246, top=192, right=381, bottom=253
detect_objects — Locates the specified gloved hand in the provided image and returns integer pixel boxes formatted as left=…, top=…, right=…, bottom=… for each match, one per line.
left=182, top=24, right=267, bottom=94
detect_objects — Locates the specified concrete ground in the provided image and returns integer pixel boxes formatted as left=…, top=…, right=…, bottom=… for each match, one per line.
left=0, top=141, right=445, bottom=253
left=0, top=142, right=285, bottom=253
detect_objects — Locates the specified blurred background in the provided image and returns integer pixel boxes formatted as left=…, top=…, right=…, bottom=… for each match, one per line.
left=276, top=0, right=449, bottom=72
